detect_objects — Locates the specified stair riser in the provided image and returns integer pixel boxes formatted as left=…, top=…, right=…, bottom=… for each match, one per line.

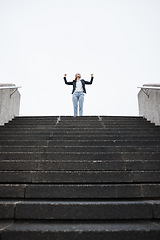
left=23, top=184, right=160, bottom=199
left=1, top=146, right=160, bottom=153
left=8, top=120, right=151, bottom=125
left=0, top=136, right=160, bottom=141
left=1, top=125, right=158, bottom=130
left=0, top=201, right=159, bottom=220
left=1, top=152, right=160, bottom=160
left=1, top=160, right=159, bottom=171
left=1, top=184, right=160, bottom=199
left=62, top=116, right=143, bottom=120
left=0, top=171, right=159, bottom=183
left=1, top=125, right=105, bottom=129
left=0, top=140, right=160, bottom=147
left=0, top=136, right=50, bottom=140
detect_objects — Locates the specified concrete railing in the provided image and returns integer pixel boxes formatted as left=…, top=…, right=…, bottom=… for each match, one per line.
left=0, top=84, right=21, bottom=125
left=138, top=84, right=160, bottom=125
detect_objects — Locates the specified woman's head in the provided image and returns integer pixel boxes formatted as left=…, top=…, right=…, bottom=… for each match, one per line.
left=75, top=73, right=81, bottom=80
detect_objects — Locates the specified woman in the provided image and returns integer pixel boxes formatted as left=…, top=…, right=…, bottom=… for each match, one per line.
left=64, top=73, right=94, bottom=116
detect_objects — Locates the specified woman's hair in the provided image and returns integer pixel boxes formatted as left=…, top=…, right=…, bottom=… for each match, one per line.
left=73, top=73, right=81, bottom=82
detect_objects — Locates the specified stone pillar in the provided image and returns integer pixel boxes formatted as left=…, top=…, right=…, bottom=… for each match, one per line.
left=138, top=84, right=160, bottom=125
left=0, top=84, right=21, bottom=125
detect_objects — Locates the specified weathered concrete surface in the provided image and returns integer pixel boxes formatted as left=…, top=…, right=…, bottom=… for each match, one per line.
left=138, top=84, right=160, bottom=125
left=0, top=84, right=20, bottom=125
left=0, top=116, right=160, bottom=238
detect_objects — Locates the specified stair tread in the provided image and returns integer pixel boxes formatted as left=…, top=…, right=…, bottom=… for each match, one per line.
left=0, top=199, right=160, bottom=220
left=1, top=220, right=160, bottom=240
left=1, top=219, right=160, bottom=230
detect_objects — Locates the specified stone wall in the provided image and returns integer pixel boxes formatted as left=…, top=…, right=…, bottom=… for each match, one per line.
left=138, top=84, right=160, bottom=125
left=0, top=84, right=21, bottom=125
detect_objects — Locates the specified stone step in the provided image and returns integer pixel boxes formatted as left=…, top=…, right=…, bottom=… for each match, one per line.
left=53, top=129, right=160, bottom=135
left=0, top=200, right=160, bottom=220
left=0, top=160, right=159, bottom=171
left=0, top=183, right=160, bottom=199
left=6, top=120, right=57, bottom=124
left=59, top=119, right=152, bottom=123
left=8, top=119, right=58, bottom=123
left=7, top=121, right=101, bottom=125
left=11, top=116, right=146, bottom=121
left=0, top=135, right=51, bottom=140
left=10, top=119, right=150, bottom=125
left=0, top=140, right=160, bottom=147
left=15, top=116, right=99, bottom=120
left=0, top=170, right=159, bottom=183
left=57, top=127, right=159, bottom=131
left=59, top=121, right=152, bottom=125
left=0, top=125, right=59, bottom=130
left=58, top=121, right=153, bottom=126
left=0, top=124, right=160, bottom=132
left=0, top=130, right=160, bottom=136
left=1, top=220, right=160, bottom=240
left=1, top=146, right=160, bottom=153
left=100, top=116, right=145, bottom=119
left=100, top=118, right=151, bottom=123
left=9, top=121, right=150, bottom=128
left=101, top=122, right=155, bottom=127
left=0, top=135, right=160, bottom=141
left=13, top=116, right=59, bottom=119
left=6, top=117, right=150, bottom=124
left=0, top=132, right=53, bottom=136
left=61, top=116, right=143, bottom=120
left=1, top=151, right=160, bottom=160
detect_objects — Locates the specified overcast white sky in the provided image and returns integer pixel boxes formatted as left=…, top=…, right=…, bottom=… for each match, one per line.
left=0, top=0, right=160, bottom=116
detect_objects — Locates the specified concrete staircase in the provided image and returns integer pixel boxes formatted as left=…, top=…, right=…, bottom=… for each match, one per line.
left=0, top=116, right=160, bottom=239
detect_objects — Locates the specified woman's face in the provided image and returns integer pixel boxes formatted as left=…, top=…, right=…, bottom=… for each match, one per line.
left=76, top=73, right=81, bottom=78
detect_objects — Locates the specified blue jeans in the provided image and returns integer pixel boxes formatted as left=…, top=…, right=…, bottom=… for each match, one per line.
left=72, top=92, right=84, bottom=116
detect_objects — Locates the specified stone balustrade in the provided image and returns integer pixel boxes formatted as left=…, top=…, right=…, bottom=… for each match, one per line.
left=0, top=84, right=21, bottom=125
left=138, top=84, right=160, bottom=125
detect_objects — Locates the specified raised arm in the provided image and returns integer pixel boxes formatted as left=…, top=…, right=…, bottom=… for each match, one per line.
left=84, top=74, right=94, bottom=84
left=64, top=74, right=73, bottom=85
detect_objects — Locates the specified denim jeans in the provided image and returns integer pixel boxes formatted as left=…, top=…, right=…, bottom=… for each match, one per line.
left=72, top=92, right=84, bottom=116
